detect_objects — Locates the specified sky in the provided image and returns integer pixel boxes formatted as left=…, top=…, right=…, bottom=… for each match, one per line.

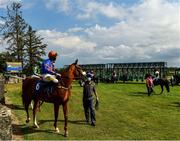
left=0, top=0, right=180, bottom=68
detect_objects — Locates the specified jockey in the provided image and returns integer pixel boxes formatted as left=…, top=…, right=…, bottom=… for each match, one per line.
left=153, top=70, right=160, bottom=81
left=113, top=71, right=117, bottom=77
left=41, top=51, right=60, bottom=83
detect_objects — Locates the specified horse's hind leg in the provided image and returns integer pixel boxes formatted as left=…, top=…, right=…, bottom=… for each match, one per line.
left=63, top=103, right=68, bottom=137
left=33, top=100, right=40, bottom=128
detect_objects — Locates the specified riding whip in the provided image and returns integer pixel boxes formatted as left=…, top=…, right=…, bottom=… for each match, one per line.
left=95, top=99, right=99, bottom=111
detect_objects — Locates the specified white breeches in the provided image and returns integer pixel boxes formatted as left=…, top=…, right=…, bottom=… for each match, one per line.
left=43, top=74, right=58, bottom=83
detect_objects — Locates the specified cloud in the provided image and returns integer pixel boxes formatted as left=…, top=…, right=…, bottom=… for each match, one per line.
left=44, top=0, right=71, bottom=13
left=22, top=1, right=35, bottom=9
left=67, top=27, right=84, bottom=33
left=80, top=0, right=180, bottom=66
left=38, top=30, right=96, bottom=67
left=0, top=19, right=5, bottom=25
left=76, top=1, right=126, bottom=20
left=0, top=0, right=21, bottom=9
left=0, top=0, right=11, bottom=8
left=0, top=36, right=7, bottom=52
left=37, top=29, right=96, bottom=66
left=38, top=0, right=180, bottom=67
left=1, top=0, right=179, bottom=67
left=43, top=0, right=127, bottom=20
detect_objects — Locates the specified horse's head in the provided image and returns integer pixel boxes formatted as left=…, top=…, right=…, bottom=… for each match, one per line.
left=67, top=59, right=85, bottom=80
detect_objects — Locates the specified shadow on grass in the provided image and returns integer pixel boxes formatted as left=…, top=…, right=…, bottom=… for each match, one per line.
left=38, top=119, right=85, bottom=126
left=12, top=123, right=65, bottom=136
left=5, top=103, right=24, bottom=110
left=12, top=119, right=86, bottom=137
left=168, top=102, right=180, bottom=108
left=128, top=91, right=148, bottom=97
left=128, top=91, right=164, bottom=97
left=118, top=81, right=145, bottom=84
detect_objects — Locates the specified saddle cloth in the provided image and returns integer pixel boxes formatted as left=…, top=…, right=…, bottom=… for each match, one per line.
left=35, top=80, right=56, bottom=96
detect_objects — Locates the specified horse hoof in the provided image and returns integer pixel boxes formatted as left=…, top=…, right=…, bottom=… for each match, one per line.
left=55, top=128, right=60, bottom=133
left=26, top=118, right=30, bottom=123
left=34, top=124, right=39, bottom=128
left=64, top=131, right=68, bottom=137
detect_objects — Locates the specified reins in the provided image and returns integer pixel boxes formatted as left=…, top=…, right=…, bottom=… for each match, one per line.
left=60, top=76, right=82, bottom=79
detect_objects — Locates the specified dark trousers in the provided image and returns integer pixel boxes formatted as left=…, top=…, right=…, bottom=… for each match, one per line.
left=83, top=97, right=96, bottom=124
left=147, top=86, right=153, bottom=96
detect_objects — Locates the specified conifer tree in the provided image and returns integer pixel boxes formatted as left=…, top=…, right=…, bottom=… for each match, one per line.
left=0, top=2, right=27, bottom=67
left=24, top=25, right=46, bottom=75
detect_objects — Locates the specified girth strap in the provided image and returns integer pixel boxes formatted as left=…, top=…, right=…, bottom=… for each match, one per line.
left=57, top=85, right=71, bottom=90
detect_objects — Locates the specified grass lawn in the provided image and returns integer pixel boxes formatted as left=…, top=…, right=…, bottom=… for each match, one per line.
left=5, top=82, right=180, bottom=140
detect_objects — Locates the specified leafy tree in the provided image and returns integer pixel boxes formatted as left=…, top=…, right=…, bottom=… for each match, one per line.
left=23, top=25, right=46, bottom=75
left=0, top=2, right=27, bottom=67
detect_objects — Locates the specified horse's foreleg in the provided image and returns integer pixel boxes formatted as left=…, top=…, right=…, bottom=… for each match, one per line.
left=63, top=103, right=68, bottom=137
left=33, top=100, right=40, bottom=128
left=54, top=103, right=60, bottom=133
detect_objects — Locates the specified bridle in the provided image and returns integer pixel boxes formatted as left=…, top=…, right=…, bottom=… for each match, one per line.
left=74, top=64, right=84, bottom=79
left=57, top=64, right=84, bottom=90
left=60, top=64, right=84, bottom=79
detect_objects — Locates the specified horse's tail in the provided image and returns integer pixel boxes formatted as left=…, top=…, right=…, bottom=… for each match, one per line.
left=22, top=77, right=36, bottom=106
left=22, top=78, right=28, bottom=106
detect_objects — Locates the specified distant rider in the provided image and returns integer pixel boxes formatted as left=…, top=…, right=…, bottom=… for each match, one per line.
left=153, top=70, right=160, bottom=81
left=41, top=51, right=61, bottom=83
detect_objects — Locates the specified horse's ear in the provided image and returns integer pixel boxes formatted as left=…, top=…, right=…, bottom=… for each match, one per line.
left=74, top=59, right=78, bottom=65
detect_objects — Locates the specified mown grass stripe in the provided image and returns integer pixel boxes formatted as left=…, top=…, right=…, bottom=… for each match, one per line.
left=5, top=82, right=180, bottom=140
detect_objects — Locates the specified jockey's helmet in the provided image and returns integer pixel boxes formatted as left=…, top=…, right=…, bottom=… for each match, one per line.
left=155, top=71, right=159, bottom=74
left=48, top=51, right=58, bottom=61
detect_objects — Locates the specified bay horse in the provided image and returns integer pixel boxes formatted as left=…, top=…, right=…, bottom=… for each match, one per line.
left=22, top=59, right=84, bottom=137
left=153, top=78, right=170, bottom=94
left=145, top=74, right=170, bottom=95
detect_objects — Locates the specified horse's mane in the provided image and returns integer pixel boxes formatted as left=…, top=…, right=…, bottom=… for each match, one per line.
left=56, top=63, right=77, bottom=87
left=56, top=65, right=71, bottom=78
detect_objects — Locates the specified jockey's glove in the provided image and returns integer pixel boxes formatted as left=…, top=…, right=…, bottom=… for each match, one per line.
left=56, top=73, right=61, bottom=79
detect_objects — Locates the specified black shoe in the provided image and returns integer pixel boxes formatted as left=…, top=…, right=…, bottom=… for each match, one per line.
left=85, top=120, right=89, bottom=125
left=91, top=122, right=96, bottom=126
